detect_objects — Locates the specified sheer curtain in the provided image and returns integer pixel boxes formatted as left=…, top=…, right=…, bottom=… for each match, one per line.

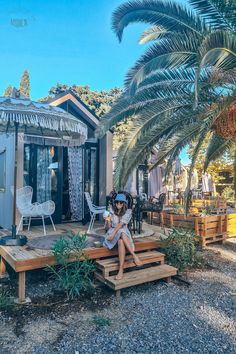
left=68, top=147, right=83, bottom=221
left=148, top=166, right=163, bottom=198
left=37, top=147, right=52, bottom=203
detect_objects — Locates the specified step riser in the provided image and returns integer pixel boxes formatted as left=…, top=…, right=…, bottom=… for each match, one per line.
left=96, top=251, right=165, bottom=277
left=96, top=251, right=164, bottom=265
left=95, top=265, right=177, bottom=290
left=97, top=256, right=164, bottom=276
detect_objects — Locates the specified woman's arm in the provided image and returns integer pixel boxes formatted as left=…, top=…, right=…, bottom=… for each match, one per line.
left=107, top=223, right=124, bottom=241
left=104, top=218, right=112, bottom=231
left=104, top=215, right=111, bottom=231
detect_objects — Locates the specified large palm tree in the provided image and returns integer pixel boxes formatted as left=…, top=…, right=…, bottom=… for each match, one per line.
left=97, top=0, right=236, bottom=198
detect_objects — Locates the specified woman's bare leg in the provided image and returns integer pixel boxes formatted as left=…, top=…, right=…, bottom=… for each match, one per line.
left=115, top=239, right=125, bottom=280
left=121, top=233, right=143, bottom=266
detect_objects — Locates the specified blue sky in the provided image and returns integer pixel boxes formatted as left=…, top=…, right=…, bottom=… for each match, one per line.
left=0, top=0, right=190, bottom=163
left=0, top=0, right=149, bottom=99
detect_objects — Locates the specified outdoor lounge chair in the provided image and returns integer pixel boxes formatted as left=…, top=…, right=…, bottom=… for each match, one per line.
left=84, top=192, right=106, bottom=233
left=16, top=186, right=56, bottom=236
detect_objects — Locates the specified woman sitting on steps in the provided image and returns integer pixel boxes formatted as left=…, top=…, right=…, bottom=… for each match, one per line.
left=103, top=193, right=143, bottom=280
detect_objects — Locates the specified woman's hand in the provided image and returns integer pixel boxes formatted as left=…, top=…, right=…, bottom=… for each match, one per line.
left=107, top=232, right=115, bottom=241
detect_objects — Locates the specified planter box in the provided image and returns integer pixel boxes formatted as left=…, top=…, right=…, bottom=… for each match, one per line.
left=192, top=199, right=227, bottom=210
left=227, top=213, right=236, bottom=237
left=161, top=212, right=228, bottom=247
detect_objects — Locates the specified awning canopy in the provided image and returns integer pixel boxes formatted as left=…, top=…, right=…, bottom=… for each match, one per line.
left=0, top=96, right=87, bottom=145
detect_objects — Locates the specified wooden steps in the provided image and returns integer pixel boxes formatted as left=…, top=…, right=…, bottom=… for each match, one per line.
left=95, top=264, right=177, bottom=290
left=96, top=251, right=165, bottom=278
left=95, top=250, right=177, bottom=296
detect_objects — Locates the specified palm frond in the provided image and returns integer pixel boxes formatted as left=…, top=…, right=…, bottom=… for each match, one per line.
left=114, top=103, right=193, bottom=187
left=204, top=133, right=235, bottom=169
left=189, top=0, right=236, bottom=31
left=150, top=123, right=201, bottom=171
left=112, top=0, right=206, bottom=42
left=125, top=33, right=200, bottom=93
left=136, top=67, right=196, bottom=94
left=115, top=98, right=192, bottom=157
left=96, top=88, right=190, bottom=138
left=118, top=119, right=201, bottom=187
left=194, top=32, right=236, bottom=107
left=95, top=92, right=132, bottom=138
left=199, top=30, right=236, bottom=71
left=138, top=25, right=172, bottom=44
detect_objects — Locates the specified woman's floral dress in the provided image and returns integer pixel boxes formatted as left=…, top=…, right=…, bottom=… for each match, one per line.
left=103, top=208, right=134, bottom=250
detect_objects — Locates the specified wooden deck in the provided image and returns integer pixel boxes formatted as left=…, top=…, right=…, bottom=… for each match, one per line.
left=0, top=232, right=161, bottom=303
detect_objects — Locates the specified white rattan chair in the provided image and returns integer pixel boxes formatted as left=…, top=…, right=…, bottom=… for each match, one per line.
left=84, top=192, right=106, bottom=233
left=16, top=186, right=56, bottom=236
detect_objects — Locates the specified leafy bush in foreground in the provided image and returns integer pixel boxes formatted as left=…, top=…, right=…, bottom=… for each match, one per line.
left=0, top=289, right=12, bottom=309
left=48, top=232, right=95, bottom=299
left=163, top=228, right=204, bottom=272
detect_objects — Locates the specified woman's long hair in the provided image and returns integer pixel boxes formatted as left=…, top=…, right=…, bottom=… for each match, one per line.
left=113, top=202, right=128, bottom=217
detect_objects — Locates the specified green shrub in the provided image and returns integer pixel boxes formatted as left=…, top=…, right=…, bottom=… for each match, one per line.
left=222, top=186, right=234, bottom=200
left=48, top=231, right=95, bottom=299
left=201, top=204, right=215, bottom=216
left=0, top=289, right=12, bottom=308
left=170, top=204, right=184, bottom=215
left=163, top=228, right=203, bottom=272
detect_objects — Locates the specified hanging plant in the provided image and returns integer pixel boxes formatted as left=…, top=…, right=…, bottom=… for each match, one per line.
left=212, top=105, right=236, bottom=139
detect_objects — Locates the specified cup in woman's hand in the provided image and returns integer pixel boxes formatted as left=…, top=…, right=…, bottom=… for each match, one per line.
left=103, top=210, right=110, bottom=219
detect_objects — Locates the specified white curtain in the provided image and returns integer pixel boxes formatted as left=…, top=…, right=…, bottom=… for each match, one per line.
left=68, top=147, right=83, bottom=221
left=191, top=168, right=199, bottom=189
left=181, top=167, right=188, bottom=191
left=208, top=173, right=213, bottom=192
left=125, top=169, right=137, bottom=195
left=175, top=157, right=182, bottom=175
left=202, top=172, right=209, bottom=192
left=148, top=166, right=163, bottom=198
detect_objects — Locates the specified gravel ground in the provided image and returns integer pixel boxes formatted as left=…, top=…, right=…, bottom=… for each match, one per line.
left=0, top=241, right=236, bottom=354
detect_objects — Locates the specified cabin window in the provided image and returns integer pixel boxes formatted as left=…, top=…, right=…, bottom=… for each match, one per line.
left=0, top=149, right=6, bottom=192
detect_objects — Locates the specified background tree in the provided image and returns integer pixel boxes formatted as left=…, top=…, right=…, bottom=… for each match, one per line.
left=39, top=83, right=124, bottom=149
left=40, top=83, right=122, bottom=117
left=19, top=69, right=30, bottom=98
left=3, top=85, right=13, bottom=96
left=188, top=135, right=234, bottom=188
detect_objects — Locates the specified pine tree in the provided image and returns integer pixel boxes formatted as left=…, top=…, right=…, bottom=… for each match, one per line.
left=19, top=69, right=30, bottom=98
left=3, top=85, right=13, bottom=96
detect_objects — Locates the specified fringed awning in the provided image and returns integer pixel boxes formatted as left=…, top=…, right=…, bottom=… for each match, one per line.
left=23, top=134, right=86, bottom=147
left=0, top=97, right=87, bottom=143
